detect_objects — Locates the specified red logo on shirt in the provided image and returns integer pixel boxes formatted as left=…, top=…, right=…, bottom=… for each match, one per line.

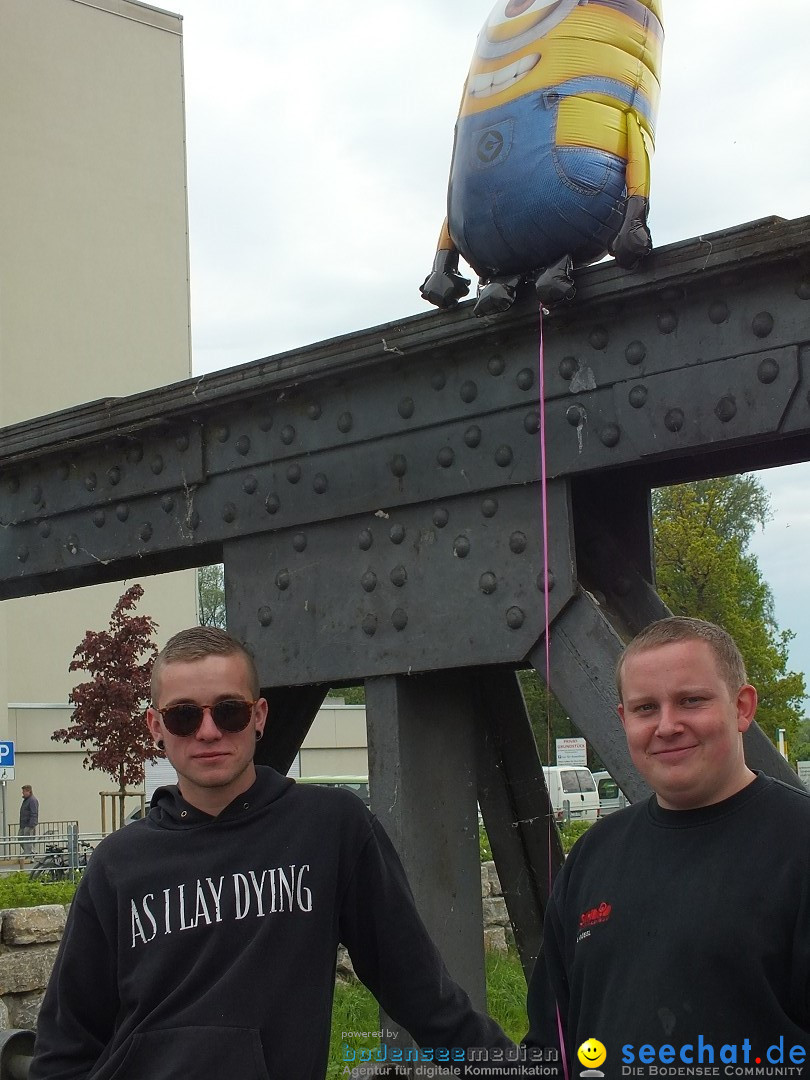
left=578, top=902, right=612, bottom=929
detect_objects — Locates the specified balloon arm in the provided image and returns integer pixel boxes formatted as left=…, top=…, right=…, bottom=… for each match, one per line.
left=419, top=237, right=471, bottom=309
left=624, top=110, right=652, bottom=200
left=610, top=194, right=652, bottom=269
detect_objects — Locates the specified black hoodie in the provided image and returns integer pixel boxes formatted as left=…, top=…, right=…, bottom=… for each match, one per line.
left=31, top=766, right=512, bottom=1079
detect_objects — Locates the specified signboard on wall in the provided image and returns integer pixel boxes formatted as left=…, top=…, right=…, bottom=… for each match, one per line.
left=556, top=737, right=587, bottom=766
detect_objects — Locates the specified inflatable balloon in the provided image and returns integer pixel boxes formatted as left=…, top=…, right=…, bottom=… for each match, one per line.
left=421, top=0, right=663, bottom=316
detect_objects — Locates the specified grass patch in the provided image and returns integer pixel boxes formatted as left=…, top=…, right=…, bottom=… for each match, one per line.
left=328, top=950, right=527, bottom=1078
left=0, top=872, right=78, bottom=908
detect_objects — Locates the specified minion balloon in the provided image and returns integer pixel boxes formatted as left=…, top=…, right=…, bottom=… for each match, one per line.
left=421, top=0, right=663, bottom=316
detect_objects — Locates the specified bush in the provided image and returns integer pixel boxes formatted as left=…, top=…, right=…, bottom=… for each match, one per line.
left=328, top=950, right=527, bottom=1078
left=559, top=820, right=592, bottom=852
left=0, top=873, right=78, bottom=909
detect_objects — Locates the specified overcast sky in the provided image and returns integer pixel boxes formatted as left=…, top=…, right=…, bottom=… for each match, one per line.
left=170, top=0, right=810, bottom=700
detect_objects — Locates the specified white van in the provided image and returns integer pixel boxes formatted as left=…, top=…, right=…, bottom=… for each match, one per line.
left=542, top=766, right=600, bottom=823
left=592, top=770, right=629, bottom=816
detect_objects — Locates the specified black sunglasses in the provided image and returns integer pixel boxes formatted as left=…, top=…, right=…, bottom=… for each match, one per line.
left=157, top=699, right=258, bottom=738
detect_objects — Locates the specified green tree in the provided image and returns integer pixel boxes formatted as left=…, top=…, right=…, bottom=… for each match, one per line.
left=652, top=475, right=806, bottom=751
left=198, top=564, right=226, bottom=628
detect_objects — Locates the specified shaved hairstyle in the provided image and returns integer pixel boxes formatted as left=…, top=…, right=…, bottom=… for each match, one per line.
left=616, top=617, right=747, bottom=702
left=151, top=626, right=260, bottom=702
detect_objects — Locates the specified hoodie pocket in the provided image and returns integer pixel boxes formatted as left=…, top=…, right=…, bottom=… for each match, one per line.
left=100, top=1025, right=272, bottom=1080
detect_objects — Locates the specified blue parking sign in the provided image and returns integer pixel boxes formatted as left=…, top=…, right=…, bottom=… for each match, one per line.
left=0, top=742, right=15, bottom=767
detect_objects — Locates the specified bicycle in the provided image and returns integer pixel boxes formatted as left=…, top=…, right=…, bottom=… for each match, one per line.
left=29, top=840, right=93, bottom=882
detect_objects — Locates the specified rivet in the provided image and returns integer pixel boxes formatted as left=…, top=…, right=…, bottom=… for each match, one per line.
left=708, top=301, right=729, bottom=324
left=222, top=503, right=237, bottom=523
left=715, top=396, right=737, bottom=423
left=398, top=397, right=415, bottom=419
left=313, top=473, right=328, bottom=494
left=433, top=508, right=449, bottom=528
left=286, top=464, right=301, bottom=484
left=495, top=445, right=513, bottom=467
left=359, top=529, right=374, bottom=551
left=481, top=498, right=498, bottom=518
left=437, top=448, right=455, bottom=468
left=280, top=425, right=295, bottom=445
left=84, top=473, right=97, bottom=492
left=390, top=565, right=408, bottom=587
left=265, top=494, right=281, bottom=514
left=559, top=356, right=577, bottom=380
left=175, top=434, right=190, bottom=452
left=337, top=412, right=353, bottom=433
left=66, top=535, right=79, bottom=555
left=116, top=504, right=130, bottom=522
left=188, top=511, right=200, bottom=531
left=506, top=607, right=525, bottom=629
left=509, top=531, right=527, bottom=554
left=600, top=424, right=621, bottom=448
left=107, top=467, right=121, bottom=486
left=126, top=443, right=144, bottom=463
left=431, top=371, right=446, bottom=391
left=657, top=311, right=678, bottom=334
left=757, top=359, right=779, bottom=384
left=664, top=408, right=685, bottom=433
left=566, top=405, right=585, bottom=426
left=214, top=426, right=229, bottom=444
left=796, top=280, right=810, bottom=301
left=150, top=456, right=164, bottom=475
left=258, top=607, right=273, bottom=627
left=236, top=436, right=251, bottom=456
left=361, top=571, right=377, bottom=593
left=17, top=547, right=29, bottom=563
left=292, top=533, right=307, bottom=553
left=390, top=525, right=406, bottom=544
left=752, top=312, right=774, bottom=338
left=259, top=414, right=274, bottom=433
left=390, top=455, right=407, bottom=478
left=524, top=411, right=541, bottom=435
left=589, top=328, right=609, bottom=350
left=516, top=368, right=535, bottom=390
left=453, top=536, right=470, bottom=558
left=32, top=485, right=43, bottom=506
left=93, top=510, right=106, bottom=528
left=460, top=380, right=478, bottom=403
left=161, top=494, right=175, bottom=513
left=488, top=356, right=506, bottom=376
left=361, top=613, right=378, bottom=637
left=537, top=571, right=556, bottom=592
left=613, top=576, right=632, bottom=597
left=57, top=463, right=70, bottom=481
left=479, top=572, right=498, bottom=595
left=464, top=426, right=482, bottom=448
left=243, top=476, right=258, bottom=495
left=391, top=608, right=408, bottom=631
left=39, top=522, right=51, bottom=539
left=307, top=403, right=322, bottom=420
left=629, top=386, right=648, bottom=409
left=625, top=341, right=646, bottom=366
left=276, top=570, right=290, bottom=591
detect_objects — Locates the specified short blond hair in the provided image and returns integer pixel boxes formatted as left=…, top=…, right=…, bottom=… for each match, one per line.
left=616, top=617, right=747, bottom=701
left=151, top=627, right=260, bottom=702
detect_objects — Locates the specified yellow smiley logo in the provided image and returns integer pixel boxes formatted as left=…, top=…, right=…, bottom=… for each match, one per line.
left=577, top=1039, right=607, bottom=1069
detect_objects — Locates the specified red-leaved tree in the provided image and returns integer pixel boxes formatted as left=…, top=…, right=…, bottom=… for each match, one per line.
left=53, top=584, right=159, bottom=826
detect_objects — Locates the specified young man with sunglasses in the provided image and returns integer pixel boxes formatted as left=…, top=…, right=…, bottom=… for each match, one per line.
left=31, top=627, right=513, bottom=1080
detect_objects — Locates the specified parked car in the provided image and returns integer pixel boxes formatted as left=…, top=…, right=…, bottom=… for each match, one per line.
left=542, top=766, right=599, bottom=823
left=296, top=775, right=370, bottom=808
left=592, top=770, right=629, bottom=816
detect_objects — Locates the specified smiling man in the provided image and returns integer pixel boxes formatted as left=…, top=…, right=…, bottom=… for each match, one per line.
left=30, top=627, right=512, bottom=1080
left=525, top=617, right=810, bottom=1076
